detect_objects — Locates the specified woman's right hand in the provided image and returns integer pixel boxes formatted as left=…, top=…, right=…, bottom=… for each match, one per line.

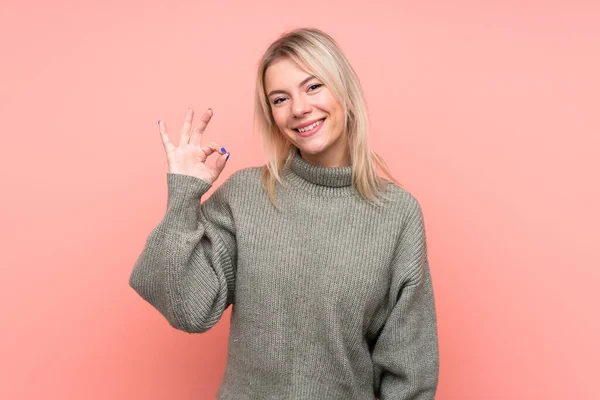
left=159, top=108, right=230, bottom=185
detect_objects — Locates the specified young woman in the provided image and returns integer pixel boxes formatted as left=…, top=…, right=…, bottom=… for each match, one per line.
left=130, top=28, right=439, bottom=399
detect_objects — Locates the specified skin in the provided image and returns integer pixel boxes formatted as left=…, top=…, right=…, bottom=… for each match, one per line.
left=158, top=57, right=350, bottom=185
left=264, top=57, right=351, bottom=167
left=158, top=108, right=229, bottom=185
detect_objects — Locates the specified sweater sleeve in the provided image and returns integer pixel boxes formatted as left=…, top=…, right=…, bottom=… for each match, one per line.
left=372, top=198, right=439, bottom=400
left=128, top=172, right=237, bottom=333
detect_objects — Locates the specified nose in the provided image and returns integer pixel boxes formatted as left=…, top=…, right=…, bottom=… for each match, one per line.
left=292, top=95, right=312, bottom=118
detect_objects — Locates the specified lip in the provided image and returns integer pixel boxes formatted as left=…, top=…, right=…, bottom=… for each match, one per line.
left=292, top=118, right=325, bottom=130
left=295, top=118, right=325, bottom=138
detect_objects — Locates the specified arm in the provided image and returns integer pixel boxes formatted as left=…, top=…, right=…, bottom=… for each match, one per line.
left=372, top=199, right=439, bottom=399
left=128, top=172, right=237, bottom=333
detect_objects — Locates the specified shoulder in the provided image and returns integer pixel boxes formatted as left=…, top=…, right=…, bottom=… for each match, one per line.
left=380, top=181, right=424, bottom=223
left=220, top=165, right=263, bottom=190
left=209, top=165, right=264, bottom=200
left=228, top=165, right=263, bottom=182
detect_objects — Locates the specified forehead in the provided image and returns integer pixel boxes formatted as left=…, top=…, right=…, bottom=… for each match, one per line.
left=264, top=58, right=313, bottom=90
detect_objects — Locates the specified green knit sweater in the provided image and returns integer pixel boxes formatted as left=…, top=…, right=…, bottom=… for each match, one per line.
left=129, top=151, right=439, bottom=399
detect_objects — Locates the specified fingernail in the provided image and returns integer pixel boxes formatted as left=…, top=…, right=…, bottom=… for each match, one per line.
left=221, top=147, right=226, bottom=153
left=226, top=152, right=230, bottom=161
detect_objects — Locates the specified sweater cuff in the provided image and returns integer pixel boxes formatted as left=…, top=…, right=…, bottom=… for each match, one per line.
left=162, top=173, right=213, bottom=231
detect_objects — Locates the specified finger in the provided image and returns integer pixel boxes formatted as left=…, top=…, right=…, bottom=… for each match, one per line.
left=159, top=120, right=177, bottom=170
left=158, top=119, right=171, bottom=151
left=189, top=108, right=213, bottom=145
left=214, top=152, right=230, bottom=175
left=179, top=108, right=194, bottom=147
left=200, top=141, right=227, bottom=157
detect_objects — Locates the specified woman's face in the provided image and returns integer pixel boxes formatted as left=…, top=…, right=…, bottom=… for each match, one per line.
left=264, top=57, right=349, bottom=167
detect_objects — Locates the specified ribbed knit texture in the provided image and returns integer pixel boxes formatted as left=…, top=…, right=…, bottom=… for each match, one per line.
left=129, top=150, right=439, bottom=399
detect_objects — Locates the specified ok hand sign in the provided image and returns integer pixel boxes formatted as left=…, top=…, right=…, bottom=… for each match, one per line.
left=159, top=108, right=230, bottom=185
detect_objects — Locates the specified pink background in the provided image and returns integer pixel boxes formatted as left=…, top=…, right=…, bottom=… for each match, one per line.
left=2, top=0, right=599, bottom=399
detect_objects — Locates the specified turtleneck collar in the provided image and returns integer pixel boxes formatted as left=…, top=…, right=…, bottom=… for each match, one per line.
left=284, top=149, right=355, bottom=196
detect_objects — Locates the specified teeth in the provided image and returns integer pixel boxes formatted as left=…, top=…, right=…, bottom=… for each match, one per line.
left=297, top=119, right=323, bottom=133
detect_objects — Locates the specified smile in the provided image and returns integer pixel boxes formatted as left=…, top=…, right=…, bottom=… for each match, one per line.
left=294, top=118, right=325, bottom=137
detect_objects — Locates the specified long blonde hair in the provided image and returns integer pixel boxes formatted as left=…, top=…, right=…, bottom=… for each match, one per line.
left=254, top=27, right=401, bottom=208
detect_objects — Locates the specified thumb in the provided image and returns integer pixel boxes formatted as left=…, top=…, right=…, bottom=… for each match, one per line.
left=214, top=151, right=230, bottom=174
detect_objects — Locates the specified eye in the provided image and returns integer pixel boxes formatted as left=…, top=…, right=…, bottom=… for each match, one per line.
left=308, top=83, right=323, bottom=91
left=273, top=97, right=286, bottom=105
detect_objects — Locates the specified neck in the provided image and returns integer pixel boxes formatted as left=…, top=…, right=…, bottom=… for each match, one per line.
left=284, top=148, right=355, bottom=197
left=298, top=142, right=351, bottom=168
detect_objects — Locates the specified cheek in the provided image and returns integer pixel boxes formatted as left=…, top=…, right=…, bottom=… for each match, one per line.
left=331, top=102, right=345, bottom=124
left=327, top=103, right=345, bottom=134
left=271, top=108, right=289, bottom=129
left=319, top=94, right=343, bottom=118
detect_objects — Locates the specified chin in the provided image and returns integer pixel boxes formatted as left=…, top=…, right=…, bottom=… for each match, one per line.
left=295, top=143, right=329, bottom=155
left=292, top=135, right=327, bottom=151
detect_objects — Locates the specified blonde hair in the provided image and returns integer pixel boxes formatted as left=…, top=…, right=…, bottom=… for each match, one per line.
left=254, top=27, right=401, bottom=208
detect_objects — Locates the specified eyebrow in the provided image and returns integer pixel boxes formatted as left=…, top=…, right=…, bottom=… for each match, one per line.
left=267, top=75, right=317, bottom=98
